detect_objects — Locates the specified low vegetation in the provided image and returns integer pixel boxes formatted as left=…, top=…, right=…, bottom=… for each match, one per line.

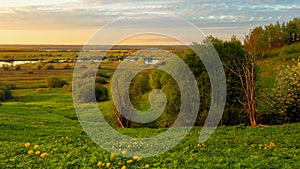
left=0, top=89, right=299, bottom=168
left=0, top=83, right=13, bottom=102
left=46, top=77, right=68, bottom=88
left=0, top=18, right=299, bottom=168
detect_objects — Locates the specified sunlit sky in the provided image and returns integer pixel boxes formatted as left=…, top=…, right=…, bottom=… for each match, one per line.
left=0, top=0, right=299, bottom=45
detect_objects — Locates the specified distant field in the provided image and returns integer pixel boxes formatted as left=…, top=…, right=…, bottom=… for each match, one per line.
left=0, top=51, right=77, bottom=61
left=0, top=64, right=73, bottom=89
left=0, top=61, right=120, bottom=89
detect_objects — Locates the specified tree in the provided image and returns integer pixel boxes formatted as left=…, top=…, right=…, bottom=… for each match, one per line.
left=111, top=71, right=134, bottom=128
left=286, top=18, right=300, bottom=43
left=182, top=49, right=211, bottom=126
left=0, top=83, right=13, bottom=102
left=244, top=26, right=268, bottom=58
left=95, top=84, right=109, bottom=102
left=218, top=36, right=258, bottom=126
left=225, top=50, right=258, bottom=126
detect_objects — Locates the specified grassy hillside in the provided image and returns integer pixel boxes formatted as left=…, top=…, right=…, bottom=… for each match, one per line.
left=0, top=88, right=299, bottom=168
left=257, top=42, right=300, bottom=90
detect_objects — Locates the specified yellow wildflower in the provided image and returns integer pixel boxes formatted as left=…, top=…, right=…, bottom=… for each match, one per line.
left=35, top=151, right=41, bottom=155
left=34, top=145, right=39, bottom=149
left=133, top=156, right=141, bottom=161
left=126, top=159, right=133, bottom=164
left=97, top=161, right=103, bottom=166
left=110, top=153, right=116, bottom=158
left=40, top=152, right=48, bottom=158
left=121, top=166, right=126, bottom=169
left=28, top=150, right=33, bottom=155
left=145, top=164, right=150, bottom=168
left=106, top=162, right=111, bottom=167
left=121, top=151, right=126, bottom=155
left=25, top=142, right=30, bottom=148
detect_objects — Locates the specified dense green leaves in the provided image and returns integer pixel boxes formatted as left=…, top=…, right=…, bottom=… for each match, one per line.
left=45, top=77, right=68, bottom=88
left=272, top=59, right=300, bottom=122
left=244, top=18, right=300, bottom=58
left=0, top=83, right=13, bottom=102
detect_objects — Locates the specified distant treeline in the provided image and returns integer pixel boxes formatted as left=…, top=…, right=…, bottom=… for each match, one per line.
left=244, top=17, right=300, bottom=58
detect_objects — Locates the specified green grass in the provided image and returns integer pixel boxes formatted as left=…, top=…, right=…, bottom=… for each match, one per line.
left=0, top=61, right=119, bottom=89
left=0, top=88, right=299, bottom=168
left=263, top=42, right=300, bottom=59
left=257, top=42, right=300, bottom=90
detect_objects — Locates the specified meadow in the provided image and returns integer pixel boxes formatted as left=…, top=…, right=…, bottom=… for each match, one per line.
left=0, top=88, right=299, bottom=168
left=0, top=48, right=299, bottom=168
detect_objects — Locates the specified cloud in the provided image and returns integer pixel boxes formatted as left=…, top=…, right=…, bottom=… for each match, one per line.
left=0, top=0, right=299, bottom=44
left=0, top=0, right=76, bottom=7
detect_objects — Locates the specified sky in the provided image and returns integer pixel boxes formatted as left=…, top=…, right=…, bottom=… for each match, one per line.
left=0, top=0, right=299, bottom=45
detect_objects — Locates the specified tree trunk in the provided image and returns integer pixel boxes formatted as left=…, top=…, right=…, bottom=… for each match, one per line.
left=249, top=101, right=257, bottom=126
left=226, top=53, right=258, bottom=126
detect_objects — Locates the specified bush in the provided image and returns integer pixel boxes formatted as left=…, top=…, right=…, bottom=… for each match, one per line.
left=272, top=59, right=300, bottom=122
left=46, top=77, right=68, bottom=88
left=95, top=76, right=108, bottom=84
left=96, top=71, right=110, bottom=78
left=0, top=83, right=13, bottom=101
left=95, top=84, right=109, bottom=101
left=75, top=83, right=109, bottom=103
left=0, top=90, right=6, bottom=101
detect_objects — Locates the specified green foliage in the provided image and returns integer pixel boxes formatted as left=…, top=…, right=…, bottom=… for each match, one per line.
left=75, top=82, right=109, bottom=103
left=264, top=42, right=300, bottom=60
left=95, top=83, right=109, bottom=102
left=181, top=49, right=211, bottom=126
left=46, top=77, right=68, bottom=88
left=129, top=70, right=151, bottom=108
left=95, top=76, right=108, bottom=84
left=149, top=69, right=162, bottom=89
left=155, top=71, right=181, bottom=128
left=244, top=18, right=300, bottom=58
left=0, top=83, right=13, bottom=101
left=201, top=36, right=253, bottom=125
left=272, top=59, right=300, bottom=122
left=97, top=71, right=111, bottom=78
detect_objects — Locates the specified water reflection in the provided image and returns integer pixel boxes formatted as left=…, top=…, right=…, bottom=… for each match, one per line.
left=0, top=61, right=37, bottom=67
